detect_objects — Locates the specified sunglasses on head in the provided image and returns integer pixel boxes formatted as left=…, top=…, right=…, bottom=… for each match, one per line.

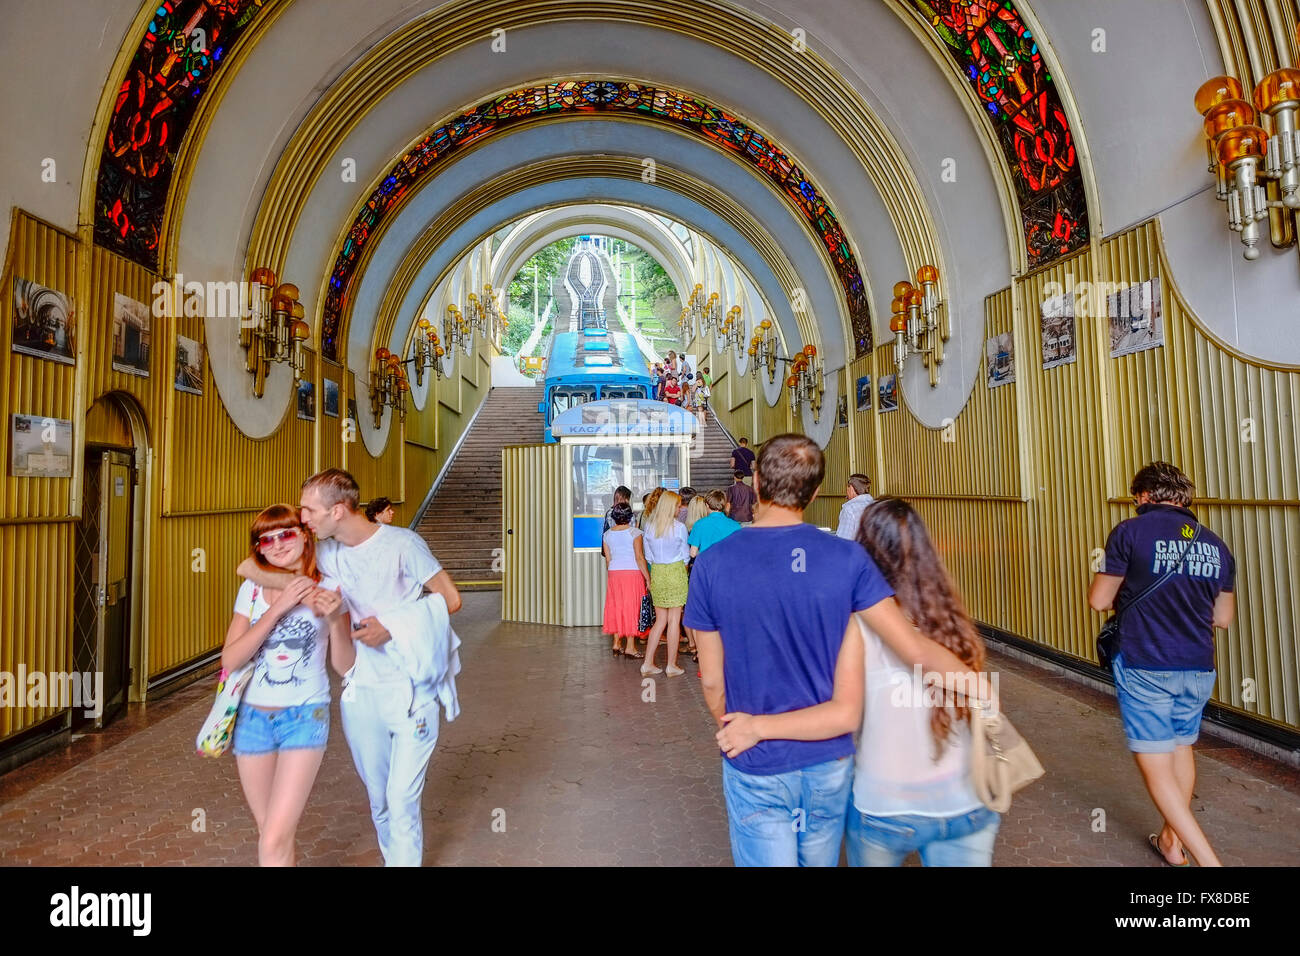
left=257, top=527, right=302, bottom=551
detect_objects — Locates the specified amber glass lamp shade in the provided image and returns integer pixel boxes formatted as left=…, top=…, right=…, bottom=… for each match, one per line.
left=270, top=295, right=291, bottom=314
left=375, top=348, right=391, bottom=362
left=250, top=266, right=276, bottom=286
left=786, top=375, right=798, bottom=388
left=892, top=280, right=914, bottom=299
left=748, top=346, right=757, bottom=356
left=291, top=303, right=305, bottom=320
left=890, top=296, right=904, bottom=313
left=1194, top=75, right=1245, bottom=115
left=916, top=264, right=939, bottom=285
left=274, top=283, right=299, bottom=301
left=759, top=319, right=771, bottom=329
left=890, top=313, right=908, bottom=333
left=418, top=318, right=430, bottom=329
left=1253, top=68, right=1300, bottom=112
left=1203, top=99, right=1258, bottom=140
left=905, top=289, right=924, bottom=308
left=1216, top=125, right=1268, bottom=165
left=290, top=320, right=310, bottom=340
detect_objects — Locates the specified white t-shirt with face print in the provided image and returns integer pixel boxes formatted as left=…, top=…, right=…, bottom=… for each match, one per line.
left=236, top=577, right=337, bottom=708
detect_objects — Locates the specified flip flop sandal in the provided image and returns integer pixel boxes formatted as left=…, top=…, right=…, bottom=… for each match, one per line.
left=1148, top=833, right=1190, bottom=867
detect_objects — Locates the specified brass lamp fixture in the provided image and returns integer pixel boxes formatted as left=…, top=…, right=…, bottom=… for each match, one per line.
left=408, top=318, right=445, bottom=386
left=700, top=292, right=721, bottom=337
left=482, top=284, right=506, bottom=340
left=243, top=267, right=309, bottom=398
left=369, top=347, right=409, bottom=428
left=464, top=292, right=483, bottom=336
left=444, top=304, right=469, bottom=355
left=785, top=345, right=825, bottom=421
left=720, top=305, right=744, bottom=354
left=1195, top=29, right=1300, bottom=261
left=748, top=319, right=777, bottom=382
left=680, top=283, right=705, bottom=337
left=890, top=265, right=948, bottom=387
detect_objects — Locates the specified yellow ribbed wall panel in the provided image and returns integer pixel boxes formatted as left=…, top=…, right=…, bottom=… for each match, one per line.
left=1, top=212, right=78, bottom=520
left=84, top=396, right=133, bottom=447
left=502, top=442, right=564, bottom=624
left=0, top=523, right=73, bottom=738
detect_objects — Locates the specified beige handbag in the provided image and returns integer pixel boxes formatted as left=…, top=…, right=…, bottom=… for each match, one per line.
left=968, top=699, right=1044, bottom=812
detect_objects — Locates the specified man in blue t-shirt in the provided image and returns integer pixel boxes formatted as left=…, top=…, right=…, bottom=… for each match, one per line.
left=1089, top=461, right=1235, bottom=869
left=685, top=434, right=899, bottom=867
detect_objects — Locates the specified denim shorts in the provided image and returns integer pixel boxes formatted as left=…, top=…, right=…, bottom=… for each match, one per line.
left=846, top=805, right=999, bottom=867
left=232, top=701, right=330, bottom=756
left=1112, top=653, right=1216, bottom=753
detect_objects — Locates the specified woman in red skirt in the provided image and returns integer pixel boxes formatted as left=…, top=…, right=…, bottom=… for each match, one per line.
left=602, top=502, right=651, bottom=658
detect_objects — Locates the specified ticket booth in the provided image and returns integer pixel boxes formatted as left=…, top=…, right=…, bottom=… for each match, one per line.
left=502, top=399, right=698, bottom=626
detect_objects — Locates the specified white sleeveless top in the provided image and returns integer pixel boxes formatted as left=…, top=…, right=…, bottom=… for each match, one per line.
left=604, top=526, right=643, bottom=571
left=852, top=615, right=984, bottom=817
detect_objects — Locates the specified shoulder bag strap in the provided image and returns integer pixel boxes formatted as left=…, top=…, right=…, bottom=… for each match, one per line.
left=1115, top=520, right=1202, bottom=623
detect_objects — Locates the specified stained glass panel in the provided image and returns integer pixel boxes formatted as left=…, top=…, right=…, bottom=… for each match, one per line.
left=94, top=0, right=271, bottom=268
left=318, top=81, right=874, bottom=360
left=906, top=0, right=1089, bottom=268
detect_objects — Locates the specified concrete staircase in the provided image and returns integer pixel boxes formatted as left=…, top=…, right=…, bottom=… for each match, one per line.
left=689, top=410, right=740, bottom=494
left=414, top=387, right=543, bottom=590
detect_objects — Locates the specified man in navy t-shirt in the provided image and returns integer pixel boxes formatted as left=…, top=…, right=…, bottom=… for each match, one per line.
left=1089, top=461, right=1235, bottom=869
left=729, top=438, right=756, bottom=480
left=685, top=434, right=894, bottom=867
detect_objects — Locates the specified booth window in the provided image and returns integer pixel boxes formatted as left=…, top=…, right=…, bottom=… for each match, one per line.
left=630, top=444, right=681, bottom=498
left=571, top=445, right=627, bottom=519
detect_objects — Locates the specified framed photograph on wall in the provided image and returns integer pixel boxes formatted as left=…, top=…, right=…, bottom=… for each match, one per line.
left=10, top=414, right=73, bottom=478
left=111, top=293, right=151, bottom=377
left=837, top=394, right=848, bottom=427
left=1108, top=277, right=1164, bottom=357
left=12, top=278, right=75, bottom=365
left=297, top=380, right=316, bottom=421
left=855, top=375, right=872, bottom=411
left=1040, top=293, right=1077, bottom=370
left=878, top=373, right=898, bottom=412
left=174, top=334, right=204, bottom=395
left=985, top=332, right=1016, bottom=388
left=323, top=378, right=340, bottom=418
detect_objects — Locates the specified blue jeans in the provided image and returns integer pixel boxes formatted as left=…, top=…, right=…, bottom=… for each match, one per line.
left=720, top=756, right=854, bottom=867
left=1112, top=653, right=1216, bottom=753
left=846, top=805, right=1000, bottom=867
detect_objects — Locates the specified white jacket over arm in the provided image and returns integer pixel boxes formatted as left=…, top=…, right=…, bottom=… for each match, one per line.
left=377, top=593, right=463, bottom=721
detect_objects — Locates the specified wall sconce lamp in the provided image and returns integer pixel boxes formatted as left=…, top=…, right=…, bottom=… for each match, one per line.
left=785, top=345, right=825, bottom=421
left=482, top=284, right=506, bottom=340
left=748, top=319, right=776, bottom=383
left=369, top=347, right=409, bottom=428
left=721, top=305, right=744, bottom=354
left=890, top=265, right=948, bottom=387
left=407, top=318, right=445, bottom=386
left=445, top=304, right=469, bottom=355
left=680, top=283, right=705, bottom=337
left=700, top=292, right=721, bottom=338
left=1195, top=33, right=1300, bottom=261
left=243, top=267, right=309, bottom=398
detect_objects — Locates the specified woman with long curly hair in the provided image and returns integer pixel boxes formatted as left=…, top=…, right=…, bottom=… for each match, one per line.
left=715, top=497, right=999, bottom=866
left=220, top=504, right=354, bottom=866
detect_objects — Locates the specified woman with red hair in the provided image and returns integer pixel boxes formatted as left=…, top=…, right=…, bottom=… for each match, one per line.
left=220, top=504, right=355, bottom=866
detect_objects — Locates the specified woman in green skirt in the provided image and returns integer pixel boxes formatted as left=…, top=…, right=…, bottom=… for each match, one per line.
left=640, top=490, right=690, bottom=677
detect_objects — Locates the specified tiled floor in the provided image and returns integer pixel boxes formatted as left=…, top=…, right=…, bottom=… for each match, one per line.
left=0, top=592, right=1296, bottom=866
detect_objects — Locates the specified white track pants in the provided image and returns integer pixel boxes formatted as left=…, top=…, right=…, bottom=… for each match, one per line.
left=341, top=683, right=440, bottom=867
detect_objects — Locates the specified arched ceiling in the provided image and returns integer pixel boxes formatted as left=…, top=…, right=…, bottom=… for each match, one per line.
left=489, top=206, right=697, bottom=308
left=11, top=0, right=1297, bottom=437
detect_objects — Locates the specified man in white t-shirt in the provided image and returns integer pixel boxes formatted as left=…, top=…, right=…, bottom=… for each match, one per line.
left=239, top=469, right=461, bottom=866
